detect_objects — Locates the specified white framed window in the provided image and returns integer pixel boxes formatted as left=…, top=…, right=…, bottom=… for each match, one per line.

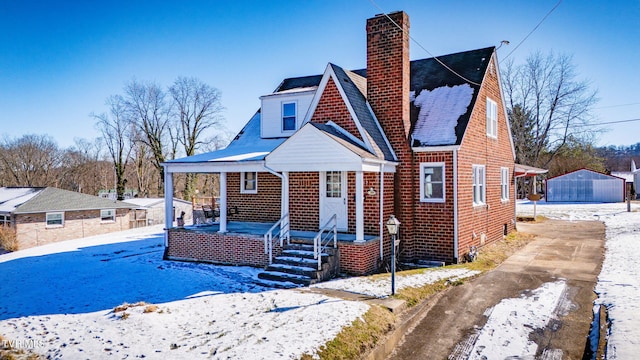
left=325, top=171, right=343, bottom=198
left=472, top=165, right=486, bottom=205
left=241, top=172, right=258, bottom=194
left=46, top=212, right=64, bottom=227
left=282, top=102, right=297, bottom=131
left=101, top=209, right=116, bottom=222
left=500, top=167, right=510, bottom=201
left=486, top=98, right=498, bottom=138
left=420, top=162, right=445, bottom=202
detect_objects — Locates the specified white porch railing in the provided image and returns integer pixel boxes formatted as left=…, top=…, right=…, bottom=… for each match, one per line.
left=314, top=214, right=337, bottom=271
left=264, top=213, right=290, bottom=264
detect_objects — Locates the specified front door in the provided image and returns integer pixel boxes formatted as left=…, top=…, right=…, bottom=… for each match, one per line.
left=320, top=171, right=348, bottom=231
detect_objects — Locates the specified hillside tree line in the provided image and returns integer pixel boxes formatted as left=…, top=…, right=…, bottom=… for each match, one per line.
left=1, top=77, right=228, bottom=201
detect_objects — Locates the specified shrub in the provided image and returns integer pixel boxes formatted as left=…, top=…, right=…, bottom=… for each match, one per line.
left=0, top=226, right=18, bottom=252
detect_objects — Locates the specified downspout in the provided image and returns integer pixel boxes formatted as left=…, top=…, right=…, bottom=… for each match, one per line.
left=453, top=149, right=459, bottom=263
left=379, top=163, right=384, bottom=260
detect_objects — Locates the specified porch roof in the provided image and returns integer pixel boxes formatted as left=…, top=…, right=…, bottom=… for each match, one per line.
left=163, top=112, right=286, bottom=165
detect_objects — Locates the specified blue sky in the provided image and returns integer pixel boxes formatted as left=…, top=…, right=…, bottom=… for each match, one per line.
left=1, top=0, right=638, bottom=151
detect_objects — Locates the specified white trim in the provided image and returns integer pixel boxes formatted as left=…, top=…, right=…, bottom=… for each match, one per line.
left=412, top=145, right=461, bottom=152
left=45, top=211, right=64, bottom=228
left=492, top=52, right=517, bottom=160
left=419, top=162, right=446, bottom=203
left=355, top=171, right=364, bottom=242
left=240, top=171, right=258, bottom=194
left=326, top=121, right=367, bottom=149
left=379, top=163, right=384, bottom=260
left=164, top=171, right=173, bottom=246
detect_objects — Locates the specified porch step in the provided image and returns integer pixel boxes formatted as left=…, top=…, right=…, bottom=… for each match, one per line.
left=257, top=244, right=340, bottom=288
left=258, top=270, right=314, bottom=286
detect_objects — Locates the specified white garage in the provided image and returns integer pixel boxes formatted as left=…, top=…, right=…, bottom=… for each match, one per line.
left=546, top=169, right=625, bottom=203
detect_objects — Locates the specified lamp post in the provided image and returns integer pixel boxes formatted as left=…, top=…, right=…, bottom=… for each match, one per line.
left=386, top=215, right=401, bottom=295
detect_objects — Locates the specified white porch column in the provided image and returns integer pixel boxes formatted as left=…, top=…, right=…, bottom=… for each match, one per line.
left=280, top=171, right=291, bottom=232
left=282, top=171, right=289, bottom=218
left=355, top=171, right=364, bottom=242
left=163, top=169, right=174, bottom=247
left=219, top=172, right=227, bottom=233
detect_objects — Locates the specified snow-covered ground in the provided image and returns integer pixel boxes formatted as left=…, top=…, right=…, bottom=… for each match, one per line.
left=0, top=225, right=475, bottom=359
left=2, top=201, right=638, bottom=359
left=518, top=200, right=640, bottom=359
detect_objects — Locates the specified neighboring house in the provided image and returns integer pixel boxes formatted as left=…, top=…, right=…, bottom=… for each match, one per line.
left=122, top=197, right=193, bottom=226
left=0, top=187, right=135, bottom=250
left=161, top=11, right=516, bottom=278
left=546, top=169, right=626, bottom=203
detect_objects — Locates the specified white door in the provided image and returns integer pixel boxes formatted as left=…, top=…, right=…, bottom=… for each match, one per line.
left=320, top=171, right=348, bottom=231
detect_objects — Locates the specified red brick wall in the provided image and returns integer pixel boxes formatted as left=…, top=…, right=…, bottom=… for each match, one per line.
left=456, top=56, right=516, bottom=261
left=311, top=77, right=363, bottom=142
left=289, top=172, right=320, bottom=231
left=15, top=209, right=132, bottom=249
left=166, top=228, right=280, bottom=267
left=227, top=172, right=281, bottom=223
left=339, top=239, right=381, bottom=275
left=412, top=151, right=456, bottom=262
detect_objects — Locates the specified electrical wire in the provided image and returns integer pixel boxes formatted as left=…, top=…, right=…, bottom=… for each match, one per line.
left=503, top=0, right=563, bottom=60
left=367, top=0, right=482, bottom=87
left=595, top=102, right=640, bottom=109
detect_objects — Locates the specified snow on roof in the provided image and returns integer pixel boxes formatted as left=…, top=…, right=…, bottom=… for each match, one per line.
left=411, top=84, right=474, bottom=146
left=0, top=187, right=44, bottom=213
left=164, top=112, right=286, bottom=164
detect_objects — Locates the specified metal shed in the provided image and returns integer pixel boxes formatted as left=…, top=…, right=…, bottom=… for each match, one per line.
left=545, top=169, right=625, bottom=203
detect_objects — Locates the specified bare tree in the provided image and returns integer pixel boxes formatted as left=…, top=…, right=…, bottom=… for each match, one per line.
left=124, top=79, right=170, bottom=195
left=502, top=52, right=599, bottom=168
left=92, top=95, right=134, bottom=200
left=169, top=77, right=224, bottom=199
left=0, top=134, right=63, bottom=187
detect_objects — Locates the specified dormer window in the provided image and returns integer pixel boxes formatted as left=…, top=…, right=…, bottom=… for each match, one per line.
left=282, top=102, right=297, bottom=131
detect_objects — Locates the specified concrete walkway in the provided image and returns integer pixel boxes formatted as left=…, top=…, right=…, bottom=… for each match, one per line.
left=385, top=219, right=605, bottom=359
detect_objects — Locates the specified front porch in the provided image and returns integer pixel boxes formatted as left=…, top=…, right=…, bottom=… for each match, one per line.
left=164, top=221, right=382, bottom=275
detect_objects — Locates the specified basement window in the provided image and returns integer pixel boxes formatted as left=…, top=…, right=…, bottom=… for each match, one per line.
left=46, top=212, right=64, bottom=227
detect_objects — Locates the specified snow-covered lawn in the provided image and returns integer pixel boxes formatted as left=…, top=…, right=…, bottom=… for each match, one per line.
left=2, top=200, right=638, bottom=359
left=518, top=200, right=640, bottom=359
left=0, top=225, right=474, bottom=359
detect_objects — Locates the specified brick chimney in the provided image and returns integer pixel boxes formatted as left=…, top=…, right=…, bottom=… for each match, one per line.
left=366, top=11, right=411, bottom=141
left=366, top=11, right=415, bottom=259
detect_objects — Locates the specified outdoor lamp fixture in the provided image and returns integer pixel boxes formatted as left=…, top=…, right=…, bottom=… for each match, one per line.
left=386, top=215, right=401, bottom=295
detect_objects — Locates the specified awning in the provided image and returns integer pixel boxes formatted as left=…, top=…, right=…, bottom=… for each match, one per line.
left=514, top=164, right=548, bottom=178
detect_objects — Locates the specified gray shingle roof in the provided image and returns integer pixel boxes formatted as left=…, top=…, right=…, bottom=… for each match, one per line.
left=13, top=187, right=134, bottom=214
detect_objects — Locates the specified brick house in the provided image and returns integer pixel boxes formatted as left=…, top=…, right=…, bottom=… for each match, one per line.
left=0, top=187, right=135, bottom=250
left=161, top=11, right=516, bottom=280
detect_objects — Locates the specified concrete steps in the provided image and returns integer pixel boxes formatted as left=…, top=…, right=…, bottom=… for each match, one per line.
left=257, top=243, right=339, bottom=287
